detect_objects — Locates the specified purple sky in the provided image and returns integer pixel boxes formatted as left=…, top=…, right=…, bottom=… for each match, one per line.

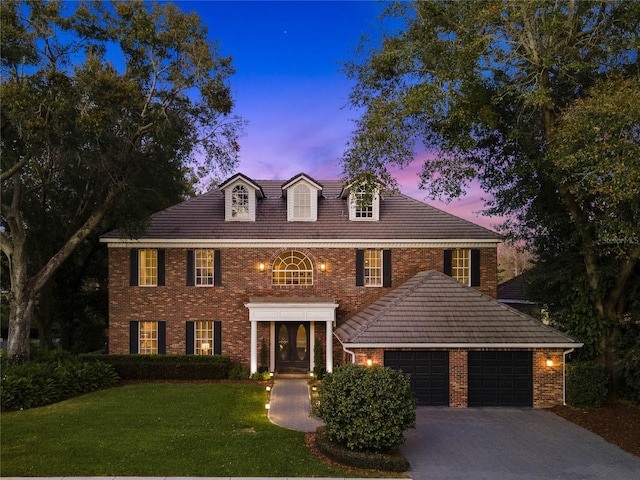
left=181, top=1, right=500, bottom=230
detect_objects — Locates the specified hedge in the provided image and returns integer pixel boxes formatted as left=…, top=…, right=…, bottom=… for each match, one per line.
left=566, top=361, right=608, bottom=407
left=1, top=358, right=119, bottom=411
left=80, top=354, right=231, bottom=380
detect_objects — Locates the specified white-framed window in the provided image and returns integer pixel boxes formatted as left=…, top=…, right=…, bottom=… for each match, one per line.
left=272, top=250, right=313, bottom=285
left=348, top=188, right=380, bottom=221
left=231, top=184, right=250, bottom=219
left=364, top=249, right=383, bottom=286
left=138, top=249, right=158, bottom=286
left=195, top=321, right=214, bottom=355
left=451, top=249, right=471, bottom=285
left=195, top=249, right=215, bottom=286
left=139, top=321, right=158, bottom=354
left=293, top=183, right=311, bottom=219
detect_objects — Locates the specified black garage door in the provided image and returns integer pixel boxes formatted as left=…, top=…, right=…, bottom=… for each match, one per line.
left=468, top=351, right=533, bottom=407
left=384, top=350, right=449, bottom=406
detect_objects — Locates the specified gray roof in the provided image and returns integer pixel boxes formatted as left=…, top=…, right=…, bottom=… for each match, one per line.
left=335, top=270, right=581, bottom=347
left=101, top=176, right=500, bottom=241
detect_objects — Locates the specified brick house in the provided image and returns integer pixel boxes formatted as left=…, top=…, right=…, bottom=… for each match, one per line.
left=101, top=172, right=581, bottom=408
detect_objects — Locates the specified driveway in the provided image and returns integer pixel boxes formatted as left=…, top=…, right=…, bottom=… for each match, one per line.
left=401, top=407, right=640, bottom=480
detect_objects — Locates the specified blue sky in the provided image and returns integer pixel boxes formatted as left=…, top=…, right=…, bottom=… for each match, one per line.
left=178, top=1, right=498, bottom=229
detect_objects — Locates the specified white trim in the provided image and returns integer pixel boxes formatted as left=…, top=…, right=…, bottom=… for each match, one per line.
left=341, top=342, right=584, bottom=349
left=101, top=238, right=500, bottom=248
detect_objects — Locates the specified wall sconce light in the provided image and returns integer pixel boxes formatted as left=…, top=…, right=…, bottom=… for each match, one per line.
left=546, top=358, right=554, bottom=367
left=366, top=358, right=373, bottom=367
left=319, top=262, right=326, bottom=272
left=259, top=262, right=265, bottom=272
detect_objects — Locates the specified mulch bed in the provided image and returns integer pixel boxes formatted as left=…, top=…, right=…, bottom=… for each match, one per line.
left=549, top=396, right=640, bottom=457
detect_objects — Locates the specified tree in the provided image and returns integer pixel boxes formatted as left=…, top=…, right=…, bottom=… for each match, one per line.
left=341, top=0, right=640, bottom=381
left=1, top=0, right=243, bottom=362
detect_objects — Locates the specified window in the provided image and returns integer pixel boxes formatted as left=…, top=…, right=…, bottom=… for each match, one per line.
left=452, top=249, right=470, bottom=285
left=186, top=321, right=221, bottom=355
left=347, top=186, right=380, bottom=221
left=139, top=249, right=158, bottom=286
left=293, top=184, right=311, bottom=219
left=195, top=321, right=214, bottom=355
left=130, top=321, right=166, bottom=354
left=272, top=250, right=313, bottom=285
left=195, top=249, right=215, bottom=286
left=139, top=321, right=158, bottom=354
left=231, top=185, right=249, bottom=219
left=356, top=249, right=392, bottom=287
left=364, top=249, right=383, bottom=286
left=444, top=249, right=480, bottom=286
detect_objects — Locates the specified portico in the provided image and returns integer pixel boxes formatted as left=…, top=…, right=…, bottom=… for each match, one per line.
left=245, top=297, right=338, bottom=374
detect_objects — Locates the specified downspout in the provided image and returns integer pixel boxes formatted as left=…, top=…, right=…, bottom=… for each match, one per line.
left=563, top=348, right=575, bottom=405
left=342, top=344, right=356, bottom=364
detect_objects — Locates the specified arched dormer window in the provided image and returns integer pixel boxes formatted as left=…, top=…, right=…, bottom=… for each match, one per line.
left=272, top=250, right=313, bottom=285
left=231, top=184, right=249, bottom=219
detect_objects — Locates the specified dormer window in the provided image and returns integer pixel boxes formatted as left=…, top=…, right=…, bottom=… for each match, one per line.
left=293, top=184, right=311, bottom=219
left=348, top=188, right=380, bottom=221
left=220, top=173, right=264, bottom=222
left=231, top=185, right=250, bottom=219
left=283, top=174, right=322, bottom=222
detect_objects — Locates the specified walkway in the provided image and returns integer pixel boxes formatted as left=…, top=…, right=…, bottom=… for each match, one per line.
left=268, top=375, right=324, bottom=432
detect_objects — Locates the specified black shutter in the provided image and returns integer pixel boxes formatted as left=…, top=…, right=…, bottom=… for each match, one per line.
left=130, top=250, right=139, bottom=286
left=157, top=249, right=165, bottom=286
left=214, top=250, right=222, bottom=286
left=186, top=321, right=195, bottom=354
left=158, top=321, right=166, bottom=354
left=444, top=250, right=452, bottom=277
left=129, top=321, right=139, bottom=353
left=186, top=250, right=194, bottom=286
left=471, top=249, right=481, bottom=287
left=383, top=250, right=392, bottom=287
left=214, top=321, right=222, bottom=355
left=355, top=249, right=364, bottom=286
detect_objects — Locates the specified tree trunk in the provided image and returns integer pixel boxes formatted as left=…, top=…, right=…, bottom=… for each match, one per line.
left=7, top=289, right=36, bottom=363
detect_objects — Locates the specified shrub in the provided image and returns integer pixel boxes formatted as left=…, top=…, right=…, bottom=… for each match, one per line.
left=228, top=363, right=249, bottom=380
left=313, top=338, right=325, bottom=380
left=82, top=354, right=231, bottom=380
left=616, top=316, right=640, bottom=404
left=1, top=357, right=119, bottom=411
left=566, top=361, right=608, bottom=407
left=315, top=426, right=409, bottom=472
left=251, top=370, right=271, bottom=380
left=318, top=364, right=416, bottom=452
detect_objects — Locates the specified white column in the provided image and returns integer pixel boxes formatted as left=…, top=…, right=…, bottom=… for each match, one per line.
left=309, top=322, right=316, bottom=373
left=325, top=319, right=333, bottom=373
left=269, top=322, right=276, bottom=373
left=250, top=320, right=258, bottom=375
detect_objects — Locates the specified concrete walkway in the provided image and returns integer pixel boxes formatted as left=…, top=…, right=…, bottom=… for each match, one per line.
left=268, top=375, right=324, bottom=432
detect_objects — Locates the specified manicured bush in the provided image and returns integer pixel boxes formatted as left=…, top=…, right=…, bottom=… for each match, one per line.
left=82, top=354, right=231, bottom=380
left=566, top=361, right=608, bottom=407
left=228, top=363, right=250, bottom=380
left=318, top=364, right=416, bottom=452
left=1, top=358, right=119, bottom=411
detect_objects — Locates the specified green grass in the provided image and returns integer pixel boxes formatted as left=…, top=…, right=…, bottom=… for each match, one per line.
left=1, top=382, right=369, bottom=477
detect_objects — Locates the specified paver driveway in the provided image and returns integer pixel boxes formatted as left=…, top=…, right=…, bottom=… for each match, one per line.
left=401, top=407, right=640, bottom=480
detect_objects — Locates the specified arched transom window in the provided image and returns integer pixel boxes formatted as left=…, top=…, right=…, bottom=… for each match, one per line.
left=231, top=184, right=249, bottom=219
left=272, top=250, right=313, bottom=285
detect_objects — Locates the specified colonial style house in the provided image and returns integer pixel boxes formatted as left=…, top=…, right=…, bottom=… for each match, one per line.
left=101, top=172, right=581, bottom=408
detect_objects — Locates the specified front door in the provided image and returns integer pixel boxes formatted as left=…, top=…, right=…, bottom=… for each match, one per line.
left=275, top=322, right=310, bottom=372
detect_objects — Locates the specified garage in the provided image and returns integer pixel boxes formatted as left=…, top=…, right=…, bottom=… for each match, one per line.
left=385, top=350, right=449, bottom=406
left=468, top=351, right=533, bottom=407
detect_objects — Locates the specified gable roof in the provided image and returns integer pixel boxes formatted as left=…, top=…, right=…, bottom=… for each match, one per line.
left=335, top=270, right=581, bottom=348
left=101, top=174, right=500, bottom=243
left=498, top=273, right=535, bottom=304
left=219, top=173, right=265, bottom=198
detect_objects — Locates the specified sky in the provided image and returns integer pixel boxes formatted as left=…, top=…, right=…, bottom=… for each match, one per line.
left=178, top=0, right=500, bottom=230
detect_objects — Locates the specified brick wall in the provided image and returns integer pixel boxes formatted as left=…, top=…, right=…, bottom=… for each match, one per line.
left=108, top=245, right=497, bottom=365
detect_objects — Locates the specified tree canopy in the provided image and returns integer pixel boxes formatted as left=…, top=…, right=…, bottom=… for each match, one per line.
left=1, top=0, right=243, bottom=361
left=341, top=0, right=640, bottom=373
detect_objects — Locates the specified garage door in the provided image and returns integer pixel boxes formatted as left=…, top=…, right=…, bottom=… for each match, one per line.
left=468, top=351, right=532, bottom=407
left=384, top=350, right=449, bottom=406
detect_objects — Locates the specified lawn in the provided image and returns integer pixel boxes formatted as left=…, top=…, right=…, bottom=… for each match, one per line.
left=1, top=382, right=367, bottom=477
